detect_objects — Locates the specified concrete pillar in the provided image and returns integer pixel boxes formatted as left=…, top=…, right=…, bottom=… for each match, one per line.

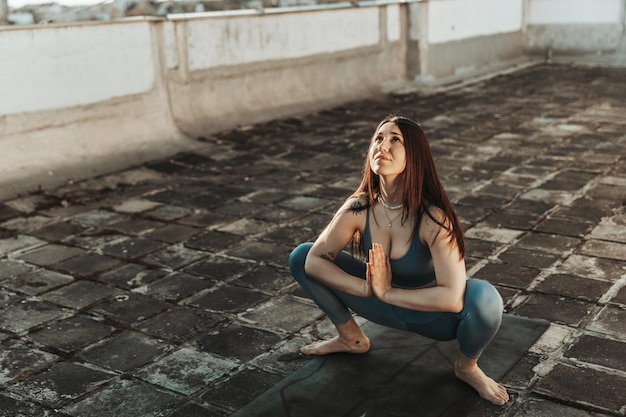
left=0, top=0, right=9, bottom=25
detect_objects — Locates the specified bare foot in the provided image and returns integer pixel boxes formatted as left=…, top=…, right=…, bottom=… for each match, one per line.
left=454, top=360, right=510, bottom=406
left=301, top=335, right=370, bottom=355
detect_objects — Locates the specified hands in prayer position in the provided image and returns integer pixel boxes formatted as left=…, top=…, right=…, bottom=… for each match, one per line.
left=366, top=243, right=392, bottom=299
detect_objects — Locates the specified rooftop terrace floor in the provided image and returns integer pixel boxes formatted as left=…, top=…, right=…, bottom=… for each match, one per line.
left=1, top=62, right=625, bottom=416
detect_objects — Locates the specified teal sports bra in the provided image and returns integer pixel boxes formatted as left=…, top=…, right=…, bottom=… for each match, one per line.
left=363, top=207, right=436, bottom=288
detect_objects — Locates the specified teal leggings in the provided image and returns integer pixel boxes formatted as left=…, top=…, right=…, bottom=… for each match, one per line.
left=289, top=243, right=503, bottom=359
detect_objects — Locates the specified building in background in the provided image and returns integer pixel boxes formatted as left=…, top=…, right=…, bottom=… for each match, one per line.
left=1, top=0, right=342, bottom=24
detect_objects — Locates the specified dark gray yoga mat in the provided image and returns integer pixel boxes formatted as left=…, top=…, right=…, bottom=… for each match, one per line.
left=230, top=314, right=549, bottom=417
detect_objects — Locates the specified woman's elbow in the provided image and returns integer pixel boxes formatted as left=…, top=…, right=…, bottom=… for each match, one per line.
left=303, top=253, right=319, bottom=277
left=447, top=298, right=464, bottom=313
left=441, top=289, right=464, bottom=313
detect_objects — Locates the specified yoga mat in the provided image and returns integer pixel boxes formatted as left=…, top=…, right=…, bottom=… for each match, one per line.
left=230, top=314, right=549, bottom=417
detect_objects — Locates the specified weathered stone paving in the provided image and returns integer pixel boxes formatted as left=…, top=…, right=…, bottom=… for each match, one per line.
left=0, top=63, right=625, bottom=416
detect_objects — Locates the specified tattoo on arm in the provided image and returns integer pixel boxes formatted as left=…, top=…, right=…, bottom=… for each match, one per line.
left=320, top=251, right=336, bottom=262
left=350, top=200, right=366, bottom=215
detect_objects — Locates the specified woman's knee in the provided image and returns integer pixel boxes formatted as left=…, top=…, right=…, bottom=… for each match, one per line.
left=464, top=279, right=503, bottom=320
left=288, top=242, right=314, bottom=275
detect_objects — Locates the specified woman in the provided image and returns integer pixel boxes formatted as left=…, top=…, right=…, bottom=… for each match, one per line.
left=288, top=115, right=509, bottom=406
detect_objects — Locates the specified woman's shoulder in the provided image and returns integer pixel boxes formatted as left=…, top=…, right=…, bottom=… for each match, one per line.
left=419, top=204, right=451, bottom=242
left=422, top=203, right=447, bottom=224
left=332, top=195, right=370, bottom=226
left=342, top=195, right=370, bottom=215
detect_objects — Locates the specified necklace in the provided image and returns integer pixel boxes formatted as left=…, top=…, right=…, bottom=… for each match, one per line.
left=381, top=203, right=403, bottom=228
left=378, top=196, right=402, bottom=210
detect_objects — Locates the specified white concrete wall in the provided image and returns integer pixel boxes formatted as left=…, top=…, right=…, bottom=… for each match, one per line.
left=527, top=0, right=622, bottom=24
left=184, top=9, right=381, bottom=70
left=526, top=0, right=626, bottom=52
left=0, top=4, right=407, bottom=199
left=0, top=23, right=155, bottom=115
left=427, top=0, right=523, bottom=44
left=0, top=19, right=191, bottom=200
left=166, top=5, right=406, bottom=137
left=416, top=0, right=526, bottom=80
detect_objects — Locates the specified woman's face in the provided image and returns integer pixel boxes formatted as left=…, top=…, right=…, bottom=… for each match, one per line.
left=369, top=121, right=406, bottom=178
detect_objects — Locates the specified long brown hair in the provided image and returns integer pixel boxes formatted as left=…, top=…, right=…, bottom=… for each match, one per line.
left=348, top=115, right=465, bottom=259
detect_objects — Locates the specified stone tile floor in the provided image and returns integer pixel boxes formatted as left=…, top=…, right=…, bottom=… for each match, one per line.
left=0, top=62, right=625, bottom=416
